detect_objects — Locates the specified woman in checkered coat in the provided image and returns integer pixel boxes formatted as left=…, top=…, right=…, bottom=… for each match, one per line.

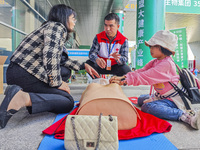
left=0, top=4, right=99, bottom=129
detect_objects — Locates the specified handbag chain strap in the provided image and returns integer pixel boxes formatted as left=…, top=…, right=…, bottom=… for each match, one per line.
left=71, top=116, right=81, bottom=150
left=71, top=113, right=106, bottom=150
left=95, top=113, right=102, bottom=150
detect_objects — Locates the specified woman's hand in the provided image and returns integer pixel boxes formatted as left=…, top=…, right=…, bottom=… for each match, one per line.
left=85, top=63, right=100, bottom=78
left=109, top=76, right=126, bottom=85
left=58, top=81, right=70, bottom=94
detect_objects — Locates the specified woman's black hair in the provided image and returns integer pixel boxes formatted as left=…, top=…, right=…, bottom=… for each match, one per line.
left=43, top=4, right=76, bottom=40
left=160, top=46, right=172, bottom=56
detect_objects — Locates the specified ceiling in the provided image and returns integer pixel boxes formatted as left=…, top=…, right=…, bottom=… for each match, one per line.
left=65, top=0, right=129, bottom=46
left=64, top=0, right=200, bottom=46
left=1, top=0, right=200, bottom=47
left=165, top=13, right=200, bottom=43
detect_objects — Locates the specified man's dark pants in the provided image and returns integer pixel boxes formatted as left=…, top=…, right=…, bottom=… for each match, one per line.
left=86, top=59, right=131, bottom=76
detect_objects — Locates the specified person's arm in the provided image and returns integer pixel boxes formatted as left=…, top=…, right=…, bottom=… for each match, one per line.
left=43, top=23, right=66, bottom=87
left=109, top=59, right=156, bottom=84
left=88, top=36, right=106, bottom=68
left=125, top=61, right=173, bottom=86
left=89, top=36, right=100, bottom=63
left=117, top=39, right=129, bottom=65
left=63, top=57, right=85, bottom=71
left=63, top=58, right=100, bottom=78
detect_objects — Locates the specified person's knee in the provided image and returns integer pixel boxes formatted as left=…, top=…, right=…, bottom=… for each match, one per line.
left=138, top=99, right=144, bottom=107
left=115, top=64, right=131, bottom=76
left=123, top=64, right=131, bottom=73
left=61, top=66, right=71, bottom=82
left=67, top=100, right=74, bottom=110
left=58, top=98, right=74, bottom=113
left=138, top=94, right=150, bottom=107
left=141, top=103, right=154, bottom=114
left=64, top=94, right=74, bottom=108
left=86, top=59, right=94, bottom=66
left=54, top=92, right=75, bottom=113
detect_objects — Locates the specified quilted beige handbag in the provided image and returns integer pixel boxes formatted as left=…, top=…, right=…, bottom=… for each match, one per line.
left=64, top=114, right=118, bottom=150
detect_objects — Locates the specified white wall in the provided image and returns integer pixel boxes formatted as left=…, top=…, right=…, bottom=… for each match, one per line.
left=0, top=38, right=12, bottom=51
left=188, top=41, right=200, bottom=69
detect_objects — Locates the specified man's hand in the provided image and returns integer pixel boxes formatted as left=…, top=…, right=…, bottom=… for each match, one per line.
left=58, top=81, right=70, bottom=94
left=110, top=52, right=121, bottom=63
left=109, top=76, right=126, bottom=85
left=85, top=63, right=100, bottom=78
left=96, top=58, right=106, bottom=69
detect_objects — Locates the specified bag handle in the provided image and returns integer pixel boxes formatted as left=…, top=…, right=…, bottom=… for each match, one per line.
left=71, top=113, right=111, bottom=150
left=71, top=116, right=81, bottom=150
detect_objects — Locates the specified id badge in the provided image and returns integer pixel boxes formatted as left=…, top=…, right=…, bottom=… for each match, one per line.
left=106, top=59, right=111, bottom=70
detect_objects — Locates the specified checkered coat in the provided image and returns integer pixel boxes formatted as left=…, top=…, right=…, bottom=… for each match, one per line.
left=10, top=21, right=84, bottom=87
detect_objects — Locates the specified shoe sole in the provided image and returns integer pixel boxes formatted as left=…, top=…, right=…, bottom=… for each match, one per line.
left=196, top=112, right=200, bottom=130
left=1, top=85, right=21, bottom=129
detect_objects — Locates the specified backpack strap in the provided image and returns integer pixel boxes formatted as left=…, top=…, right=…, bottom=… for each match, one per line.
left=168, top=82, right=191, bottom=110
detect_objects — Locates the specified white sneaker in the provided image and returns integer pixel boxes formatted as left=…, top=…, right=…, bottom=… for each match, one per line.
left=180, top=110, right=200, bottom=130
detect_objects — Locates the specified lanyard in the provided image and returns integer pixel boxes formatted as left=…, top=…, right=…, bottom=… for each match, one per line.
left=106, top=41, right=116, bottom=58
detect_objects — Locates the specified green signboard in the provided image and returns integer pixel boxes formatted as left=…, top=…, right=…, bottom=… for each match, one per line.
left=165, top=0, right=200, bottom=14
left=136, top=0, right=165, bottom=69
left=170, top=28, right=188, bottom=68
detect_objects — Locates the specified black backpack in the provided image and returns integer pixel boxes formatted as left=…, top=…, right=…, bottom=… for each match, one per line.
left=169, top=64, right=200, bottom=110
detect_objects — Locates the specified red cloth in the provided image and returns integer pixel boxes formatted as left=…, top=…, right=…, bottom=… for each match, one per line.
left=43, top=106, right=172, bottom=140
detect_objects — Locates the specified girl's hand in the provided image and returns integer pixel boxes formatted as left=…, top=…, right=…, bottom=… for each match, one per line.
left=58, top=81, right=70, bottom=94
left=143, top=98, right=153, bottom=104
left=85, top=63, right=100, bottom=78
left=109, top=76, right=126, bottom=85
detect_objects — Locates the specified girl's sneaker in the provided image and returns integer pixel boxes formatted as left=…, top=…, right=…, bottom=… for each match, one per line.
left=180, top=110, right=200, bottom=130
